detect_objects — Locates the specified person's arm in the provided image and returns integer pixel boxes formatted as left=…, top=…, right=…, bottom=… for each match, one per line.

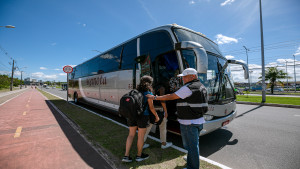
left=158, top=86, right=167, bottom=118
left=147, top=97, right=159, bottom=122
left=147, top=93, right=180, bottom=101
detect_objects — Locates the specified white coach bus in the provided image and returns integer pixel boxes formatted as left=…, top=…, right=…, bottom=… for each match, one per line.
left=68, top=24, right=248, bottom=135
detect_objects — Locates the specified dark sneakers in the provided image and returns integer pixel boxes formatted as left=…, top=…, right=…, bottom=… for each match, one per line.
left=135, top=153, right=149, bottom=162
left=122, top=156, right=132, bottom=163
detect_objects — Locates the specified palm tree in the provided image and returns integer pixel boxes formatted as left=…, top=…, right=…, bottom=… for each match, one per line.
left=259, top=67, right=290, bottom=94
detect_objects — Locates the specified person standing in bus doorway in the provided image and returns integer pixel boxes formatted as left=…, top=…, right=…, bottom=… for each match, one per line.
left=147, top=68, right=208, bottom=169
left=143, top=84, right=173, bottom=150
left=122, top=75, right=160, bottom=162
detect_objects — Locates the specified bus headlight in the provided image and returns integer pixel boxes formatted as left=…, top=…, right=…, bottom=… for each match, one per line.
left=204, top=115, right=213, bottom=121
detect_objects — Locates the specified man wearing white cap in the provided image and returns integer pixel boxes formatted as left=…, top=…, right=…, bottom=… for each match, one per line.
left=147, top=68, right=208, bottom=169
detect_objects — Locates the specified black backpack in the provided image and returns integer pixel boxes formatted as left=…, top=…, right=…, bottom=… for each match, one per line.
left=119, top=89, right=147, bottom=120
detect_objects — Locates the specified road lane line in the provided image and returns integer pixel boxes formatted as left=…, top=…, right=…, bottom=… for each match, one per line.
left=14, top=127, right=22, bottom=138
left=23, top=111, right=26, bottom=115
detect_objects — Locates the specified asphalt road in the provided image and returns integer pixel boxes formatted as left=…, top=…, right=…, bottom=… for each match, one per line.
left=44, top=88, right=300, bottom=169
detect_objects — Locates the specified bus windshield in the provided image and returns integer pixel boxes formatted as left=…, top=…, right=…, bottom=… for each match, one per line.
left=174, top=28, right=235, bottom=102
left=173, top=28, right=222, bottom=55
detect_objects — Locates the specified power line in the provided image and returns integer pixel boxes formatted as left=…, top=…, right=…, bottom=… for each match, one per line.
left=223, top=38, right=300, bottom=54
left=0, top=45, right=13, bottom=60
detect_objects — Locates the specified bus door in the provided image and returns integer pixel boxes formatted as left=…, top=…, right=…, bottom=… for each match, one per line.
left=152, top=51, right=181, bottom=129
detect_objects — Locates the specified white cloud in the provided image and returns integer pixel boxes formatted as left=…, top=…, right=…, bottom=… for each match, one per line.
left=229, top=58, right=300, bottom=83
left=189, top=1, right=195, bottom=5
left=40, top=67, right=47, bottom=70
left=215, top=34, right=238, bottom=45
left=221, top=0, right=235, bottom=6
left=294, top=46, right=300, bottom=56
left=54, top=68, right=60, bottom=71
left=31, top=72, right=57, bottom=80
left=225, top=55, right=235, bottom=60
left=31, top=72, right=44, bottom=78
left=51, top=43, right=57, bottom=46
left=0, top=71, right=10, bottom=75
left=276, top=59, right=294, bottom=65
left=77, top=22, right=87, bottom=27
left=59, top=73, right=67, bottom=76
left=44, top=75, right=57, bottom=79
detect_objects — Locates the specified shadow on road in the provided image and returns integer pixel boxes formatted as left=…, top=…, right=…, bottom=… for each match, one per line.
left=199, top=128, right=237, bottom=157
left=235, top=105, right=263, bottom=119
left=45, top=100, right=113, bottom=169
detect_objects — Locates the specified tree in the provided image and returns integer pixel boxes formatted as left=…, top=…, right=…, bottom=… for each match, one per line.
left=259, top=67, right=291, bottom=94
left=0, top=74, right=10, bottom=89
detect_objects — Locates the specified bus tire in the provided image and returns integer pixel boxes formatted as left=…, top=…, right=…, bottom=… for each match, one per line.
left=74, top=92, right=79, bottom=104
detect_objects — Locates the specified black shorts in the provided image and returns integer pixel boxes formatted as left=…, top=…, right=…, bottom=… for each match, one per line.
left=127, top=115, right=149, bottom=128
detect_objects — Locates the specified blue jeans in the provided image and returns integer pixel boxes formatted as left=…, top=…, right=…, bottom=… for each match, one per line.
left=180, top=123, right=203, bottom=169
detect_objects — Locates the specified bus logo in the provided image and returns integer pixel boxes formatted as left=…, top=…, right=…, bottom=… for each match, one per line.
left=86, top=76, right=107, bottom=86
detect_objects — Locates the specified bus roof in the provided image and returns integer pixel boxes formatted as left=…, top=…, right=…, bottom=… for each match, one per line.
left=74, top=24, right=218, bottom=68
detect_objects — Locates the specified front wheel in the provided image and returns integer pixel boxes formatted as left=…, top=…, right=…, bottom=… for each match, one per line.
left=74, top=93, right=79, bottom=104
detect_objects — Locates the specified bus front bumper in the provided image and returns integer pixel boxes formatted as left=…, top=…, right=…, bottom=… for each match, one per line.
left=200, top=110, right=237, bottom=136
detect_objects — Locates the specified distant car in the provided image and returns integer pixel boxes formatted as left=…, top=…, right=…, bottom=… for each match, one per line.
left=266, top=88, right=283, bottom=92
left=243, top=87, right=249, bottom=91
left=46, top=86, right=50, bottom=89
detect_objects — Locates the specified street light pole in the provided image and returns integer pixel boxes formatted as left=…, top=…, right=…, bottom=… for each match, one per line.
left=20, top=71, right=23, bottom=89
left=0, top=25, right=15, bottom=28
left=10, top=60, right=15, bottom=91
left=259, top=0, right=266, bottom=102
left=243, top=46, right=251, bottom=90
left=285, top=60, right=289, bottom=92
left=294, top=55, right=296, bottom=92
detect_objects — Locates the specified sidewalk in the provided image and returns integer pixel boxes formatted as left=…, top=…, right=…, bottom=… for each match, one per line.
left=0, top=89, right=113, bottom=169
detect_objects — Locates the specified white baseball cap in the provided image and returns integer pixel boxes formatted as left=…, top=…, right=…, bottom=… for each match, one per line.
left=177, top=68, right=198, bottom=77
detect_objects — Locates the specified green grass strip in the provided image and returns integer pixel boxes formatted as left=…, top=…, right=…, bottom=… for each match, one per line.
left=38, top=89, right=221, bottom=169
left=237, top=95, right=300, bottom=105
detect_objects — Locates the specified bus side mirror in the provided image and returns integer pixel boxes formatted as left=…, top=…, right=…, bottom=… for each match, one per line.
left=175, top=41, right=208, bottom=74
left=227, top=60, right=249, bottom=79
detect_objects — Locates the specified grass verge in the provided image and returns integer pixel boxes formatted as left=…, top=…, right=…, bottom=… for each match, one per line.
left=38, top=89, right=221, bottom=169
left=236, top=95, right=300, bottom=105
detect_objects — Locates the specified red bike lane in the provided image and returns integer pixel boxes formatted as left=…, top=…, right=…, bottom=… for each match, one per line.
left=0, top=89, right=113, bottom=169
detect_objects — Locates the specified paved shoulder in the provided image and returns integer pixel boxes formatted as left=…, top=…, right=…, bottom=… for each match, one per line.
left=0, top=89, right=113, bottom=169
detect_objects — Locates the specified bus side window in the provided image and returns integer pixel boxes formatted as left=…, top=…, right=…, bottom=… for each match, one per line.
left=121, top=39, right=137, bottom=70
left=140, top=31, right=173, bottom=62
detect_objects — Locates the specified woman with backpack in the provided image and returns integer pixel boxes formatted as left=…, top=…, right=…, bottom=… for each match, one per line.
left=122, top=75, right=160, bottom=162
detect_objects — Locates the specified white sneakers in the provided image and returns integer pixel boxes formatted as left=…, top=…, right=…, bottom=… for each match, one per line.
left=143, top=143, right=150, bottom=149
left=183, top=155, right=187, bottom=161
left=143, top=142, right=173, bottom=149
left=161, top=142, right=173, bottom=149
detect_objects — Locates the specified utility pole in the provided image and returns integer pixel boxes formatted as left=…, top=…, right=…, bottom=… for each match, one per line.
left=243, top=46, right=251, bottom=90
left=259, top=0, right=266, bottom=102
left=10, top=60, right=15, bottom=91
left=285, top=60, right=289, bottom=92
left=20, top=71, right=23, bottom=89
left=294, top=55, right=296, bottom=92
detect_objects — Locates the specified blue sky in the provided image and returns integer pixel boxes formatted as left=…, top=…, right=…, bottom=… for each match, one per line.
left=0, top=0, right=299, bottom=83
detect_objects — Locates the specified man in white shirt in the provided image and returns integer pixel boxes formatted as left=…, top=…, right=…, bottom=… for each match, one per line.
left=147, top=68, right=208, bottom=169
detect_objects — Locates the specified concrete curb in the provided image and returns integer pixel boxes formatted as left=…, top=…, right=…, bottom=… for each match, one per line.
left=237, top=101, right=300, bottom=109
